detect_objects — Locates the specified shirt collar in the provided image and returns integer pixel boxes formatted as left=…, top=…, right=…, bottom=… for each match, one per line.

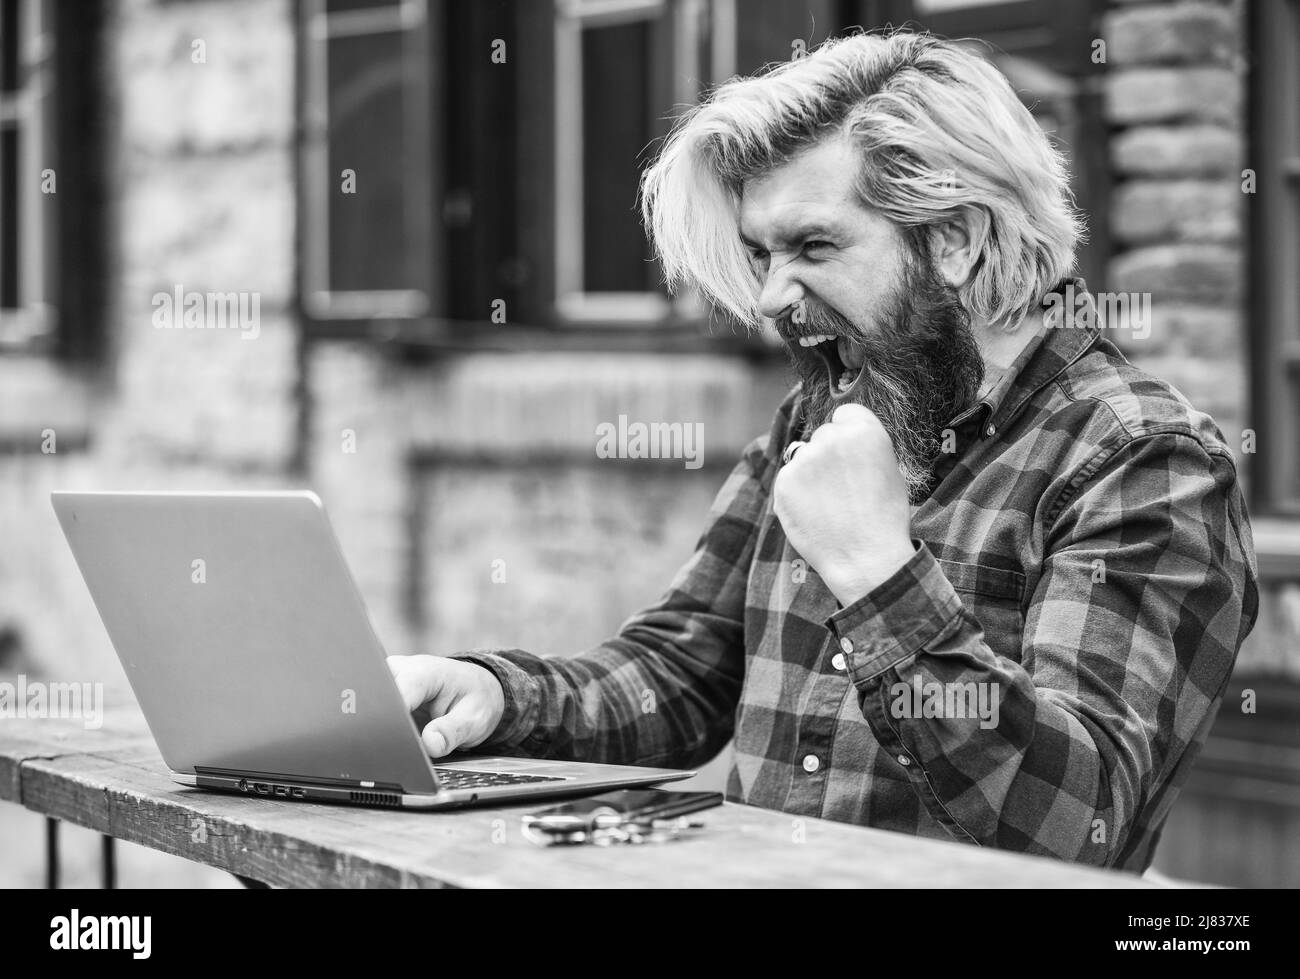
left=947, top=277, right=1103, bottom=439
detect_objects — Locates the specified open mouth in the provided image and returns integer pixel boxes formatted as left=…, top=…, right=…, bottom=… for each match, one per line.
left=793, top=333, right=869, bottom=403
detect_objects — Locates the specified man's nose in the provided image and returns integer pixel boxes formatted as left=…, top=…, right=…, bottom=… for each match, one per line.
left=757, top=261, right=804, bottom=321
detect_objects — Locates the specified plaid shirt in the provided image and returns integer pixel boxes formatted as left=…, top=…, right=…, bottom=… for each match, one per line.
left=455, top=279, right=1259, bottom=871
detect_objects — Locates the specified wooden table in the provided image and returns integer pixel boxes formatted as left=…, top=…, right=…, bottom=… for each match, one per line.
left=0, top=706, right=1153, bottom=888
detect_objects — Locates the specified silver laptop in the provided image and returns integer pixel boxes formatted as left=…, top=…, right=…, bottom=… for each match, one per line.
left=51, top=490, right=692, bottom=809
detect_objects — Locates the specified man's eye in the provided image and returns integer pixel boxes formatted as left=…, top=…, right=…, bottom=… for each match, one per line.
left=803, top=240, right=832, bottom=254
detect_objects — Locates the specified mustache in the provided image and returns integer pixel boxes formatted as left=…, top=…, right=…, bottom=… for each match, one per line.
left=776, top=302, right=870, bottom=342
left=784, top=291, right=977, bottom=385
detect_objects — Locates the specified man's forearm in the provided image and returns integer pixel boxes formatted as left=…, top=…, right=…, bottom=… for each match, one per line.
left=452, top=616, right=742, bottom=768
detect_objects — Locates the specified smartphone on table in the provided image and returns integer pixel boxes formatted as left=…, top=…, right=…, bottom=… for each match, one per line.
left=523, top=789, right=723, bottom=841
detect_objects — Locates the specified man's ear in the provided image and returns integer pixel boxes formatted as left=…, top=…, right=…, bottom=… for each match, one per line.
left=930, top=217, right=976, bottom=289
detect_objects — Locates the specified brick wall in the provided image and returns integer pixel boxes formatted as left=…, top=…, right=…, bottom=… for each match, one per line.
left=307, top=345, right=789, bottom=659
left=1103, top=0, right=1246, bottom=447
left=1101, top=0, right=1300, bottom=680
left=0, top=0, right=301, bottom=689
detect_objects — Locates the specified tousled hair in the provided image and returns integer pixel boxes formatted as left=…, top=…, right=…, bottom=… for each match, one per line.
left=639, top=30, right=1084, bottom=330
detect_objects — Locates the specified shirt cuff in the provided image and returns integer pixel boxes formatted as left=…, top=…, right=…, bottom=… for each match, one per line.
left=824, top=541, right=966, bottom=682
left=447, top=651, right=541, bottom=749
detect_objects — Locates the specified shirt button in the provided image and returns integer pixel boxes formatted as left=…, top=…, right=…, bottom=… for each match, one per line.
left=802, top=754, right=820, bottom=773
left=831, top=652, right=846, bottom=671
left=986, top=425, right=996, bottom=437
left=897, top=754, right=911, bottom=767
left=838, top=637, right=854, bottom=654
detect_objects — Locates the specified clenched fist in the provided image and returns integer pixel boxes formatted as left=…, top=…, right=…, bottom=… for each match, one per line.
left=773, top=403, right=916, bottom=607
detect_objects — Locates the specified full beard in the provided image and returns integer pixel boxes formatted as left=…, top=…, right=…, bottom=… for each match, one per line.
left=783, top=261, right=985, bottom=504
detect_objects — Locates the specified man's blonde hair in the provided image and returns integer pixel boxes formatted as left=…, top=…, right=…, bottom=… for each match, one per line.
left=640, top=30, right=1083, bottom=330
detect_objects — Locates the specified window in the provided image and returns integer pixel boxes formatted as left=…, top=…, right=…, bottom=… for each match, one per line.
left=553, top=0, right=688, bottom=324
left=299, top=0, right=435, bottom=333
left=1248, top=0, right=1300, bottom=515
left=0, top=0, right=53, bottom=351
left=300, top=0, right=849, bottom=347
left=0, top=0, right=106, bottom=362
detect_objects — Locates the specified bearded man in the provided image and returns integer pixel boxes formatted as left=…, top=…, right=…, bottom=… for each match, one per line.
left=390, top=31, right=1258, bottom=871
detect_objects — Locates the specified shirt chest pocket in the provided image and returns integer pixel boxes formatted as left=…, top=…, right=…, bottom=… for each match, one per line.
left=935, top=559, right=1026, bottom=664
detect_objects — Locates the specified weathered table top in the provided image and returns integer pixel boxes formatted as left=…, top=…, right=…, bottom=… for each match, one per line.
left=0, top=705, right=1152, bottom=888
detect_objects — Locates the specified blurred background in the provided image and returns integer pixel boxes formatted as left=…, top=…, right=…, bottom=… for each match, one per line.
left=0, top=0, right=1296, bottom=887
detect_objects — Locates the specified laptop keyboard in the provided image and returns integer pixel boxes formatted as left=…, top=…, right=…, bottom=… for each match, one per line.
left=433, top=767, right=567, bottom=790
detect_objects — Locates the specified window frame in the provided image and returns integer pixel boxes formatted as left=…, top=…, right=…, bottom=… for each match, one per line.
left=0, top=0, right=54, bottom=354
left=1247, top=0, right=1300, bottom=517
left=552, top=0, right=698, bottom=327
left=0, top=0, right=107, bottom=365
left=298, top=0, right=439, bottom=336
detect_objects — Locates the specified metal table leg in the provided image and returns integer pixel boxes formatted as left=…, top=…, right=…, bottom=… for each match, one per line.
left=102, top=834, right=116, bottom=889
left=45, top=818, right=59, bottom=889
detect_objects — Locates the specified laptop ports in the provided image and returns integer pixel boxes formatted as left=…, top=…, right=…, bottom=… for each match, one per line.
left=253, top=782, right=270, bottom=795
left=273, top=785, right=288, bottom=797
left=290, top=787, right=306, bottom=799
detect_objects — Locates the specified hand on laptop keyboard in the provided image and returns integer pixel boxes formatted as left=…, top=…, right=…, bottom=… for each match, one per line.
left=388, top=655, right=507, bottom=758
